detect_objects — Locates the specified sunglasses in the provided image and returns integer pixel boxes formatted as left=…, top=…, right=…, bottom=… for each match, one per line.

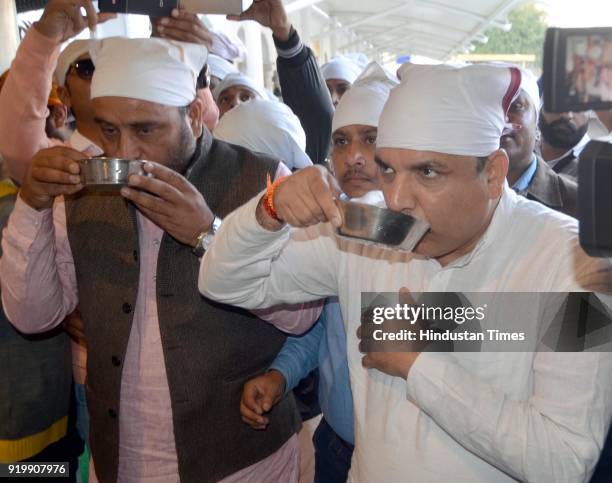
left=197, top=63, right=210, bottom=90
left=69, top=58, right=95, bottom=81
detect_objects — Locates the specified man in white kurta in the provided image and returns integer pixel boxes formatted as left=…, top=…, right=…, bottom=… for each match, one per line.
left=199, top=63, right=612, bottom=482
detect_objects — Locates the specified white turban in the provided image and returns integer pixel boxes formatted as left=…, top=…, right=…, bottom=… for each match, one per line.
left=214, top=99, right=312, bottom=170
left=209, top=28, right=247, bottom=62
left=332, top=61, right=399, bottom=133
left=207, top=54, right=239, bottom=81
left=518, top=66, right=541, bottom=114
left=54, top=40, right=93, bottom=87
left=90, top=37, right=207, bottom=107
left=212, top=72, right=265, bottom=101
left=378, top=63, right=521, bottom=157
left=320, top=54, right=368, bottom=84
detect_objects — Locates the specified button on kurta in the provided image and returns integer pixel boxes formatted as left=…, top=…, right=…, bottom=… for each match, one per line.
left=122, top=303, right=132, bottom=314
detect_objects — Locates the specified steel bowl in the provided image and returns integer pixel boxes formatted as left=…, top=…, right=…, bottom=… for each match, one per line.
left=78, top=157, right=150, bottom=188
left=335, top=199, right=430, bottom=251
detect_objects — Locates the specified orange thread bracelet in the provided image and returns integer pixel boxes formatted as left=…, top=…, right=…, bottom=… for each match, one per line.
left=263, top=174, right=288, bottom=222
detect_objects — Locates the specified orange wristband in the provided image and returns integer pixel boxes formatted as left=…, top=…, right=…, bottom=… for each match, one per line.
left=263, top=174, right=288, bottom=222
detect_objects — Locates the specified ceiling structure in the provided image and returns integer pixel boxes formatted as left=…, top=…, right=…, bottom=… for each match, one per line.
left=286, top=0, right=528, bottom=61
left=15, top=0, right=528, bottom=61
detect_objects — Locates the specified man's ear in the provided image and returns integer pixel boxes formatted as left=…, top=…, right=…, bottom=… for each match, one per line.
left=485, top=148, right=509, bottom=199
left=50, top=104, right=68, bottom=129
left=57, top=85, right=72, bottom=108
left=187, top=97, right=205, bottom=138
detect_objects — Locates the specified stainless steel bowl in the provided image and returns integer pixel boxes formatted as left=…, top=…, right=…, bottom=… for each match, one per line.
left=79, top=157, right=150, bottom=187
left=336, top=199, right=430, bottom=251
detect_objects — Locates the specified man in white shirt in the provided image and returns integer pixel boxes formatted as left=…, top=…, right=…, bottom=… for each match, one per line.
left=199, top=62, right=612, bottom=482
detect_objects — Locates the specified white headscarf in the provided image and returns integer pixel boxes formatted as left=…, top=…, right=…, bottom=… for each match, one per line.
left=519, top=66, right=541, bottom=115
left=54, top=40, right=93, bottom=87
left=321, top=54, right=368, bottom=84
left=377, top=62, right=521, bottom=156
left=212, top=72, right=265, bottom=101
left=332, top=61, right=399, bottom=133
left=90, top=37, right=207, bottom=107
left=207, top=54, right=239, bottom=81
left=209, top=28, right=247, bottom=62
left=214, top=99, right=312, bottom=170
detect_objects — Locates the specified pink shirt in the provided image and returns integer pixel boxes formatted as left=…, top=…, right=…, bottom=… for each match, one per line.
left=0, top=27, right=103, bottom=384
left=0, top=27, right=63, bottom=183
left=1, top=164, right=315, bottom=482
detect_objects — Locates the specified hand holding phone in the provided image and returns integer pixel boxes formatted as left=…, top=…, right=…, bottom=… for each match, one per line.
left=35, top=0, right=116, bottom=43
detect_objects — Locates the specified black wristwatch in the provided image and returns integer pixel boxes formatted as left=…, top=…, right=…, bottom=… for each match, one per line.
left=192, top=216, right=222, bottom=258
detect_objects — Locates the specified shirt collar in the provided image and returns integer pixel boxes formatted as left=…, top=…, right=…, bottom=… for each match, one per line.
left=512, top=154, right=538, bottom=193
left=546, top=133, right=590, bottom=167
left=433, top=183, right=517, bottom=270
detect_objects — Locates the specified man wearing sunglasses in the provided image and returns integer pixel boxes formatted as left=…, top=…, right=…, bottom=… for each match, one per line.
left=0, top=0, right=116, bottom=185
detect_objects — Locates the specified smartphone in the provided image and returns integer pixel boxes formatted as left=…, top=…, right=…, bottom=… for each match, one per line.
left=578, top=139, right=612, bottom=257
left=543, top=26, right=612, bottom=113
left=179, top=0, right=252, bottom=15
left=99, top=0, right=179, bottom=17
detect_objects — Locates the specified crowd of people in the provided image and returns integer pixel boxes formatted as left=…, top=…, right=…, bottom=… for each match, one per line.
left=0, top=0, right=611, bottom=482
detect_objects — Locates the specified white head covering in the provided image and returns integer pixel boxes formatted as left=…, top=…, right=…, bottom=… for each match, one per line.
left=207, top=53, right=239, bottom=81
left=209, top=28, right=247, bottom=62
left=54, top=40, right=93, bottom=86
left=212, top=72, right=265, bottom=101
left=320, top=54, right=368, bottom=84
left=214, top=99, right=312, bottom=170
left=90, top=37, right=207, bottom=107
left=518, top=66, right=541, bottom=114
left=378, top=63, right=521, bottom=156
left=332, top=61, right=399, bottom=133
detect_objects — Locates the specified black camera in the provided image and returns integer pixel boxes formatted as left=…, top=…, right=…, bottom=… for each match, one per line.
left=543, top=26, right=612, bottom=258
left=578, top=139, right=612, bottom=257
left=543, top=26, right=612, bottom=114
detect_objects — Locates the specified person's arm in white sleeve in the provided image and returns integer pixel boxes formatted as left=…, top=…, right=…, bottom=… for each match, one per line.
left=406, top=350, right=612, bottom=483
left=199, top=192, right=339, bottom=313
left=0, top=194, right=78, bottom=333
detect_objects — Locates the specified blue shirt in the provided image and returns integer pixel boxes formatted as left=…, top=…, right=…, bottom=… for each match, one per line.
left=269, top=298, right=354, bottom=444
left=512, top=154, right=538, bottom=193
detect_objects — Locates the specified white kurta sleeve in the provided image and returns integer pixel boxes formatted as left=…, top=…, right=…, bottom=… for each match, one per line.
left=405, top=349, right=612, bottom=483
left=199, top=192, right=339, bottom=310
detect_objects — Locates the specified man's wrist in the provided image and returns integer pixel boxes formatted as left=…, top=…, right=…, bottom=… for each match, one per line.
left=256, top=195, right=285, bottom=232
left=19, top=189, right=53, bottom=211
left=33, top=19, right=63, bottom=44
left=267, top=369, right=287, bottom=395
left=192, top=216, right=221, bottom=256
left=272, top=24, right=292, bottom=43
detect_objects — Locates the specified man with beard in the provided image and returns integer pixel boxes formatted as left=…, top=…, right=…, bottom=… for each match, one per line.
left=0, top=36, right=303, bottom=482
left=502, top=69, right=577, bottom=217
left=538, top=109, right=591, bottom=180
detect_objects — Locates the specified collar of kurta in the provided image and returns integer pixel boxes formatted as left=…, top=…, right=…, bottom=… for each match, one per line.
left=437, top=184, right=517, bottom=270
